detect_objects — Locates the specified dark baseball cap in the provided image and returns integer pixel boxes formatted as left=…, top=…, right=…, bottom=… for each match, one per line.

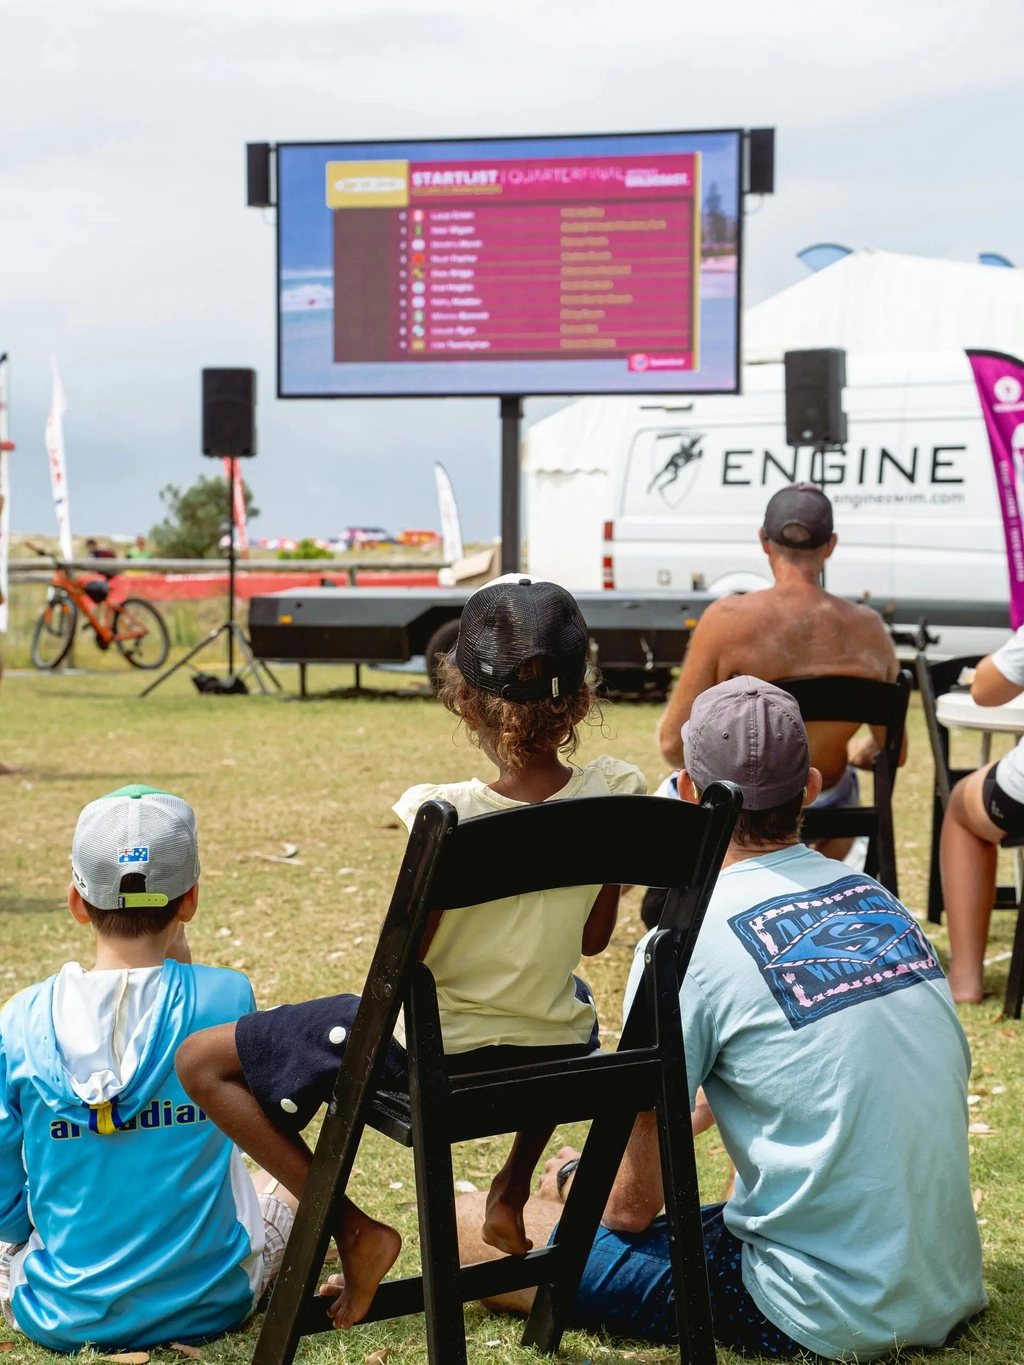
left=456, top=575, right=589, bottom=701
left=762, top=483, right=834, bottom=550
left=682, top=676, right=810, bottom=810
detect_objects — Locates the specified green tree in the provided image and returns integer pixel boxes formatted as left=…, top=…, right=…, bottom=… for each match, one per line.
left=278, top=537, right=332, bottom=560
left=150, top=475, right=259, bottom=559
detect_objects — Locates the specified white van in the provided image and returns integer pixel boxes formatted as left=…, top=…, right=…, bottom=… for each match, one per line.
left=525, top=350, right=1011, bottom=654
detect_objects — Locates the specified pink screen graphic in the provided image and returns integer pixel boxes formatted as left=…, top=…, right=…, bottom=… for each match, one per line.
left=332, top=153, right=700, bottom=369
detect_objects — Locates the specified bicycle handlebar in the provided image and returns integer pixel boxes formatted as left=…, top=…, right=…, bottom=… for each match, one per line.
left=24, top=542, right=63, bottom=567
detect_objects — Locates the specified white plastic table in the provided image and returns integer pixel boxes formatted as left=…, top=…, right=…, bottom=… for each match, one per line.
left=935, top=690, right=1024, bottom=765
left=936, top=689, right=1024, bottom=894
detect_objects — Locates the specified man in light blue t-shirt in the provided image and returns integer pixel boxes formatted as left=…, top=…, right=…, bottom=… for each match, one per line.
left=457, top=677, right=986, bottom=1360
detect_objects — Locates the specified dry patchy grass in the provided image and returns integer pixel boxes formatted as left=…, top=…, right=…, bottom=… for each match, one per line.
left=1, top=668, right=1024, bottom=1363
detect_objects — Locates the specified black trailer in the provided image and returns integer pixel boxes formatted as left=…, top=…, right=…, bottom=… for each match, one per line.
left=248, top=586, right=1011, bottom=698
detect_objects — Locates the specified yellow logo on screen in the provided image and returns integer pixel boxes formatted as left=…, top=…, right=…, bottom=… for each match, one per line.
left=326, top=161, right=409, bottom=208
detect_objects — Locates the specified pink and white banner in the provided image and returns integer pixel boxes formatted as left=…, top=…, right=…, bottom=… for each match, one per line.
left=45, top=358, right=73, bottom=563
left=222, top=457, right=249, bottom=557
left=967, top=349, right=1024, bottom=630
left=0, top=354, right=11, bottom=633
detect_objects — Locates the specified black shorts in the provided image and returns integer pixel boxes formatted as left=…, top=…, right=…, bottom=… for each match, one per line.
left=236, top=978, right=599, bottom=1136
left=982, top=767, right=1024, bottom=835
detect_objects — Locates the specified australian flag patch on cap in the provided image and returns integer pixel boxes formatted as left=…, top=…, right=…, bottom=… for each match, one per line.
left=117, top=846, right=150, bottom=865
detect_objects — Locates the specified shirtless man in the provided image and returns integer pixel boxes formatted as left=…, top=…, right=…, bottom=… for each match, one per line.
left=657, top=483, right=905, bottom=853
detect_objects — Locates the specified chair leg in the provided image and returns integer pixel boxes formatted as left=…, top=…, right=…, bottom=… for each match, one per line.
left=863, top=833, right=879, bottom=880
left=407, top=972, right=467, bottom=1365
left=650, top=939, right=716, bottom=1365
left=251, top=1110, right=361, bottom=1365
left=1003, top=898, right=1024, bottom=1020
left=927, top=792, right=944, bottom=923
left=521, top=1108, right=637, bottom=1355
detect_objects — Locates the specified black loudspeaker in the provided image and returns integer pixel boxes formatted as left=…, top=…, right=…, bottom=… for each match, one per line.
left=747, top=128, right=775, bottom=195
left=202, top=369, right=256, bottom=457
left=784, top=348, right=847, bottom=449
left=247, top=143, right=273, bottom=208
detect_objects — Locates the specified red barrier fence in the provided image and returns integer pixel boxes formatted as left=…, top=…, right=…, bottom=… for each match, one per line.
left=103, top=570, right=440, bottom=602
left=9, top=558, right=445, bottom=603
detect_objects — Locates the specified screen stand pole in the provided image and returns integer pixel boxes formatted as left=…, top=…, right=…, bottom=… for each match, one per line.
left=500, top=396, right=523, bottom=574
left=227, top=456, right=236, bottom=677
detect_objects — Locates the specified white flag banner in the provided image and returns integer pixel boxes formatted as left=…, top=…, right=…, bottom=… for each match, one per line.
left=0, top=353, right=11, bottom=633
left=45, top=358, right=73, bottom=562
left=434, top=461, right=464, bottom=564
left=222, top=458, right=249, bottom=557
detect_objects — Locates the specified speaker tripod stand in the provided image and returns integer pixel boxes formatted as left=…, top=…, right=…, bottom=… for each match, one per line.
left=140, top=457, right=279, bottom=699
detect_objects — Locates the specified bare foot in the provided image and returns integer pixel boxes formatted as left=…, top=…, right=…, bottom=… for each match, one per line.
left=319, top=1215, right=401, bottom=1329
left=947, top=972, right=985, bottom=1005
left=481, top=1176, right=533, bottom=1257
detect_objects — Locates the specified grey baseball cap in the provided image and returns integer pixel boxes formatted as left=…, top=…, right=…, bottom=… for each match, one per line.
left=71, top=784, right=200, bottom=910
left=682, top=677, right=810, bottom=810
left=762, top=483, right=834, bottom=550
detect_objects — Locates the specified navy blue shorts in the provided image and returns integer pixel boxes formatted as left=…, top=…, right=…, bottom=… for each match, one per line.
left=562, top=1203, right=805, bottom=1357
left=235, top=978, right=599, bottom=1136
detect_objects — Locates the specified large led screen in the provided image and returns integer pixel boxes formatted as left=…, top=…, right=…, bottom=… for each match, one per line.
left=277, top=130, right=742, bottom=397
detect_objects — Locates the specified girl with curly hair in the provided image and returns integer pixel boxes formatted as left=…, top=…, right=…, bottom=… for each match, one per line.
left=392, top=577, right=646, bottom=1258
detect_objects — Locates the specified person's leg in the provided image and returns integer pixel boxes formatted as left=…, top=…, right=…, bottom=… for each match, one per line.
left=942, top=765, right=1004, bottom=1003
left=471, top=983, right=599, bottom=1256
left=809, top=765, right=858, bottom=862
left=454, top=1190, right=561, bottom=1313
left=0, top=1239, right=25, bottom=1331
left=177, top=1013, right=403, bottom=1329
left=322, top=1190, right=565, bottom=1324
left=251, top=1166, right=300, bottom=1211
left=250, top=1168, right=298, bottom=1299
left=700, top=1204, right=805, bottom=1358
left=482, top=1125, right=558, bottom=1256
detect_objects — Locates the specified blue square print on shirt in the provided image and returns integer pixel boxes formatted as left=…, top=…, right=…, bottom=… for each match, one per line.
left=728, top=875, right=945, bottom=1031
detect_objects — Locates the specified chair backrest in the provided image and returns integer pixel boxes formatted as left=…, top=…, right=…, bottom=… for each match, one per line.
left=922, top=654, right=983, bottom=702
left=915, top=653, right=984, bottom=809
left=330, top=784, right=742, bottom=1113
left=773, top=671, right=911, bottom=785
left=425, top=784, right=742, bottom=979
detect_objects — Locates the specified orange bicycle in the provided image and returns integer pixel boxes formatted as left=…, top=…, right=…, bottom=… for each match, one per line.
left=28, top=546, right=170, bottom=671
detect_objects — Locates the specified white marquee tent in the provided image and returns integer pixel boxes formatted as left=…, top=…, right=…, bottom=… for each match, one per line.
left=743, top=248, right=1024, bottom=361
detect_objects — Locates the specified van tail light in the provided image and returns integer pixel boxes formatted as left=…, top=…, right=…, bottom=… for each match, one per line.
left=602, top=555, right=615, bottom=590
left=603, top=520, right=614, bottom=542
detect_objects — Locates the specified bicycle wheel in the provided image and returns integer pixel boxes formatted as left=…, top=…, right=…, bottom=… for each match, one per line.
left=31, top=593, right=78, bottom=669
left=112, top=597, right=170, bottom=669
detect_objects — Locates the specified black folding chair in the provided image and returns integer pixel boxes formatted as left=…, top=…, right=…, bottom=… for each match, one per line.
left=251, top=784, right=742, bottom=1365
left=915, top=653, right=1024, bottom=1016
left=774, top=672, right=911, bottom=897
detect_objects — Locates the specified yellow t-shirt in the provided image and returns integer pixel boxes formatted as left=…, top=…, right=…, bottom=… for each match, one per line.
left=391, top=755, right=647, bottom=1053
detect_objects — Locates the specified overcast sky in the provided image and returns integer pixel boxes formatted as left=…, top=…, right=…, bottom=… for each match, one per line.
left=3, top=0, right=1024, bottom=541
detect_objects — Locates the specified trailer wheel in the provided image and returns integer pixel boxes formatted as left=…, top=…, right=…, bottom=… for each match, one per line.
left=598, top=666, right=674, bottom=702
left=425, top=618, right=462, bottom=692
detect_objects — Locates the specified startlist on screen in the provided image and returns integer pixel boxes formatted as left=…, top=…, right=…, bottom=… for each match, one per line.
left=331, top=153, right=699, bottom=369
left=278, top=132, right=741, bottom=397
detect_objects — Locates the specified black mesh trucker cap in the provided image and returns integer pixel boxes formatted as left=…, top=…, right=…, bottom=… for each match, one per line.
left=762, top=483, right=834, bottom=549
left=455, top=576, right=589, bottom=701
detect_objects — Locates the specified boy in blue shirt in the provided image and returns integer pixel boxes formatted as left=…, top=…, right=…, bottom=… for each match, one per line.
left=0, top=785, right=295, bottom=1352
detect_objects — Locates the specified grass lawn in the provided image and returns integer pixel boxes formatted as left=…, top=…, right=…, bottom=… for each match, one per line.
left=2, top=663, right=1023, bottom=1364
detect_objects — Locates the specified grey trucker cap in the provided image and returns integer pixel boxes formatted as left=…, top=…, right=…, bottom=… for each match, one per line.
left=682, top=677, right=810, bottom=810
left=762, top=482, right=834, bottom=550
left=71, top=784, right=200, bottom=910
